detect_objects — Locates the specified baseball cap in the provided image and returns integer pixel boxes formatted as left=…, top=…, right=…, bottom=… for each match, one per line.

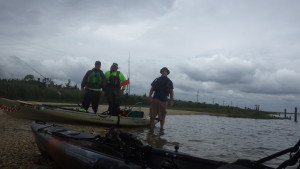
left=95, top=61, right=101, bottom=65
left=112, top=63, right=118, bottom=67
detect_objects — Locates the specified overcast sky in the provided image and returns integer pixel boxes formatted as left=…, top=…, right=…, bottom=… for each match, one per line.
left=0, top=0, right=299, bottom=112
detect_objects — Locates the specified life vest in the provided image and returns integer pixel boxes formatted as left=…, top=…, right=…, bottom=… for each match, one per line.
left=107, top=71, right=121, bottom=88
left=152, top=77, right=172, bottom=94
left=87, top=71, right=103, bottom=89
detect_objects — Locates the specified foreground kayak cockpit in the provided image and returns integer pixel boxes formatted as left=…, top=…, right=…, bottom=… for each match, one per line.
left=31, top=121, right=300, bottom=169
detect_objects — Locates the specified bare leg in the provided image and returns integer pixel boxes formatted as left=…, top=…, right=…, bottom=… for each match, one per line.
left=150, top=118, right=155, bottom=130
left=160, top=118, right=165, bottom=130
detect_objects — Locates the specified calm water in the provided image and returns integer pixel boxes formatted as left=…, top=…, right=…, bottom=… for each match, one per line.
left=124, top=115, right=300, bottom=168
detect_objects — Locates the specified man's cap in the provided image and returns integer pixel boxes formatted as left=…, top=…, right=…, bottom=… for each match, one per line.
left=95, top=61, right=101, bottom=65
left=160, top=67, right=170, bottom=74
left=112, top=63, right=118, bottom=67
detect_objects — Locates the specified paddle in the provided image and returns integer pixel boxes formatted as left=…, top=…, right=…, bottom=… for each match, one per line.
left=256, top=139, right=300, bottom=168
left=43, top=104, right=84, bottom=112
left=16, top=100, right=85, bottom=112
left=120, top=79, right=130, bottom=87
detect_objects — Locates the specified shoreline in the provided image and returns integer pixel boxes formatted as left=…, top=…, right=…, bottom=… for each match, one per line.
left=0, top=107, right=211, bottom=169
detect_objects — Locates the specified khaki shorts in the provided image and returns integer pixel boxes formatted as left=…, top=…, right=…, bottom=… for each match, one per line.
left=149, top=98, right=167, bottom=120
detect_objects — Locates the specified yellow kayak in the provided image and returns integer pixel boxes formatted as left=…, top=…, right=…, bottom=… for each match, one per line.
left=0, top=97, right=154, bottom=127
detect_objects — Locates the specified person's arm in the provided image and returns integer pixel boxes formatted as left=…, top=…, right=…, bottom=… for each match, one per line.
left=104, top=71, right=109, bottom=80
left=169, top=89, right=174, bottom=106
left=168, top=79, right=174, bottom=106
left=148, top=78, right=158, bottom=101
left=81, top=70, right=90, bottom=91
left=100, top=71, right=106, bottom=94
left=119, top=72, right=127, bottom=91
left=149, top=87, right=154, bottom=98
left=148, top=87, right=154, bottom=102
left=103, top=71, right=109, bottom=92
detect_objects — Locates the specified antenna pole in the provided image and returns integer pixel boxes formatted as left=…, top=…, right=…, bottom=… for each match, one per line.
left=127, top=52, right=131, bottom=95
left=196, top=89, right=200, bottom=103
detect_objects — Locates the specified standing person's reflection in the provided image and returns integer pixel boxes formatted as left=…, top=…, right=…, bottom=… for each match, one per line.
left=145, top=130, right=167, bottom=148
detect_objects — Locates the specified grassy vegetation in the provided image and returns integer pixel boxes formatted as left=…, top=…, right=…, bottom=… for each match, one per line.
left=0, top=76, right=282, bottom=119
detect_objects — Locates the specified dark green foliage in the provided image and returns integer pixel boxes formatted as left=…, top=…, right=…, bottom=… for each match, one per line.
left=0, top=78, right=81, bottom=103
left=23, top=74, right=35, bottom=81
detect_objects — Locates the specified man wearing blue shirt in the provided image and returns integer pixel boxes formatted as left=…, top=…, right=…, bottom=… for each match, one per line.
left=148, top=67, right=174, bottom=130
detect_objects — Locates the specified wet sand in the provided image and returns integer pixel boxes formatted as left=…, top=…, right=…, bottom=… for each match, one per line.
left=0, top=107, right=210, bottom=169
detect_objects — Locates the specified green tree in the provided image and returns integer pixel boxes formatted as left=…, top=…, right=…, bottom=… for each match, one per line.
left=24, top=74, right=35, bottom=81
left=65, top=79, right=71, bottom=88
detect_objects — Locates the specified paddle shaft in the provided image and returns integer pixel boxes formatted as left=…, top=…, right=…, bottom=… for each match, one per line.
left=42, top=104, right=80, bottom=112
left=256, top=139, right=300, bottom=164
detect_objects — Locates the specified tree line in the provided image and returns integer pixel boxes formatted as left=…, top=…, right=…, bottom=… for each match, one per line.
left=0, top=75, right=278, bottom=119
left=0, top=75, right=149, bottom=105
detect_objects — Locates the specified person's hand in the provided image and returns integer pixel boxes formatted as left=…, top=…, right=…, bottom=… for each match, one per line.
left=81, top=88, right=85, bottom=92
left=120, top=90, right=124, bottom=95
left=148, top=97, right=153, bottom=102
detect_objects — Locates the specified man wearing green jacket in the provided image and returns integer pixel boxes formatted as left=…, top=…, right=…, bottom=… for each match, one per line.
left=80, top=61, right=106, bottom=113
left=105, top=63, right=127, bottom=116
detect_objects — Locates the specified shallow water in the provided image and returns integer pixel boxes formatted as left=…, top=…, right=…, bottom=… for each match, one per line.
left=124, top=115, right=300, bottom=168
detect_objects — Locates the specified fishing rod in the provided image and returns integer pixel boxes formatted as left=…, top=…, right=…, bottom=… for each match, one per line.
left=13, top=55, right=83, bottom=105
left=13, top=55, right=78, bottom=88
left=12, top=55, right=47, bottom=79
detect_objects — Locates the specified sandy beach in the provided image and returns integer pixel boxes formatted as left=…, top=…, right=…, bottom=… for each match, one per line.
left=0, top=110, right=54, bottom=169
left=0, top=106, right=211, bottom=169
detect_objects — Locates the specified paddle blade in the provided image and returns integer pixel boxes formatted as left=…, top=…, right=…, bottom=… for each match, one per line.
left=120, top=79, right=130, bottom=87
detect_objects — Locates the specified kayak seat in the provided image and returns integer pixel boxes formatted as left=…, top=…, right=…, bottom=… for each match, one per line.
left=126, top=111, right=144, bottom=118
left=47, top=126, right=99, bottom=140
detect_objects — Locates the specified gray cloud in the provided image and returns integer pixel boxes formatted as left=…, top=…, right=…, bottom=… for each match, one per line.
left=0, top=0, right=300, bottom=112
left=180, top=55, right=255, bottom=84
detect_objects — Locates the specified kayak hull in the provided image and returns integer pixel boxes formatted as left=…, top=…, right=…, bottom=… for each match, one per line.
left=31, top=121, right=227, bottom=169
left=0, top=98, right=153, bottom=127
left=31, top=121, right=142, bottom=169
